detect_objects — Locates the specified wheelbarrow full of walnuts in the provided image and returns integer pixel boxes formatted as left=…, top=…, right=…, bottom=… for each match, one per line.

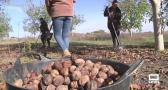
left=4, top=52, right=144, bottom=90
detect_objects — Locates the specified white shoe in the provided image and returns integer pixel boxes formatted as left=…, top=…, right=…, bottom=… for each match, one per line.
left=63, top=50, right=71, bottom=57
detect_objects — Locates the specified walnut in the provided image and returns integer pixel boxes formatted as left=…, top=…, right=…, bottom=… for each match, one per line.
left=53, top=60, right=63, bottom=71
left=96, top=78, right=104, bottom=87
left=32, top=79, right=40, bottom=85
left=14, top=79, right=23, bottom=87
left=69, top=88, right=78, bottom=90
left=56, top=85, right=68, bottom=90
left=71, top=70, right=82, bottom=81
left=62, top=60, right=72, bottom=68
left=79, top=75, right=90, bottom=86
left=106, top=65, right=118, bottom=76
left=80, top=67, right=90, bottom=75
left=50, top=69, right=59, bottom=78
left=52, top=75, right=64, bottom=86
left=100, top=65, right=109, bottom=73
left=46, top=84, right=56, bottom=90
left=30, top=72, right=39, bottom=80
left=85, top=60, right=94, bottom=68
left=98, top=71, right=108, bottom=79
left=74, top=58, right=85, bottom=67
left=64, top=76, right=71, bottom=85
left=24, top=83, right=38, bottom=90
left=37, top=74, right=43, bottom=80
left=93, top=62, right=102, bottom=70
left=90, top=67, right=99, bottom=76
left=42, top=74, right=52, bottom=86
left=70, top=65, right=77, bottom=73
left=60, top=68, right=69, bottom=76
left=70, top=81, right=78, bottom=89
left=86, top=80, right=98, bottom=90
left=23, top=77, right=29, bottom=85
left=42, top=65, right=52, bottom=74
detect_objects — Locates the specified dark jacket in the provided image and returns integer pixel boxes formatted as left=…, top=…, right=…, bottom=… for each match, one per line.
left=40, top=20, right=49, bottom=35
left=108, top=6, right=121, bottom=24
left=104, top=6, right=121, bottom=24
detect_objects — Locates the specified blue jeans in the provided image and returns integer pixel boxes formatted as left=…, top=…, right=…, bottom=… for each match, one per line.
left=52, top=16, right=73, bottom=51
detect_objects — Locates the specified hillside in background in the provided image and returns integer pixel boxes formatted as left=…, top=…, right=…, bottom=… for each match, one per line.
left=70, top=31, right=168, bottom=46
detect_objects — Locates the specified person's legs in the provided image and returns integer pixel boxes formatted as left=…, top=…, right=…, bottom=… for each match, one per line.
left=116, top=30, right=120, bottom=46
left=52, top=17, right=71, bottom=56
left=113, top=22, right=120, bottom=46
left=62, top=17, right=73, bottom=50
left=52, top=17, right=67, bottom=51
left=108, top=22, right=117, bottom=47
left=46, top=32, right=52, bottom=48
left=111, top=30, right=117, bottom=47
left=47, top=39, right=50, bottom=48
left=41, top=35, right=46, bottom=47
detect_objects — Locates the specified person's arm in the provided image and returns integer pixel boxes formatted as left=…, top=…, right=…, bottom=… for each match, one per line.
left=116, top=8, right=122, bottom=21
left=40, top=26, right=43, bottom=34
left=104, top=6, right=109, bottom=17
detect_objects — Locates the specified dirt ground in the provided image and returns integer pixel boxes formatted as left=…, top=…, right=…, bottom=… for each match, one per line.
left=0, top=43, right=168, bottom=90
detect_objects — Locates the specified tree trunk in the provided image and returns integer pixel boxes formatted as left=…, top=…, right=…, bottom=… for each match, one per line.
left=151, top=0, right=164, bottom=51
left=128, top=30, right=133, bottom=37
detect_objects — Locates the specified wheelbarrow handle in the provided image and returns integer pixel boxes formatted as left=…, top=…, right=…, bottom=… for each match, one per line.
left=126, top=60, right=144, bottom=76
left=113, top=60, right=144, bottom=85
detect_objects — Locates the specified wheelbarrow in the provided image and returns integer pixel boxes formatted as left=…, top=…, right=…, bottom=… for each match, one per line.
left=4, top=52, right=144, bottom=90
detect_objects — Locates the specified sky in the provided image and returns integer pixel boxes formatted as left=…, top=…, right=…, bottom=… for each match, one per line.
left=3, top=0, right=154, bottom=38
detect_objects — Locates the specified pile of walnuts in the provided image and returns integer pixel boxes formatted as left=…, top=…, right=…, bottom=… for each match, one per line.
left=14, top=58, right=120, bottom=90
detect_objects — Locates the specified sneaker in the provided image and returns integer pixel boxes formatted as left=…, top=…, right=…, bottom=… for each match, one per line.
left=63, top=50, right=71, bottom=57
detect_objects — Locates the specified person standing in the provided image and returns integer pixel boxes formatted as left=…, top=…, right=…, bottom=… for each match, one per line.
left=45, top=0, right=76, bottom=57
left=39, top=18, right=52, bottom=48
left=104, top=0, right=122, bottom=49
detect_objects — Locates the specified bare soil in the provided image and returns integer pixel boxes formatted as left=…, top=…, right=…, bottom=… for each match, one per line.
left=0, top=43, right=168, bottom=90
